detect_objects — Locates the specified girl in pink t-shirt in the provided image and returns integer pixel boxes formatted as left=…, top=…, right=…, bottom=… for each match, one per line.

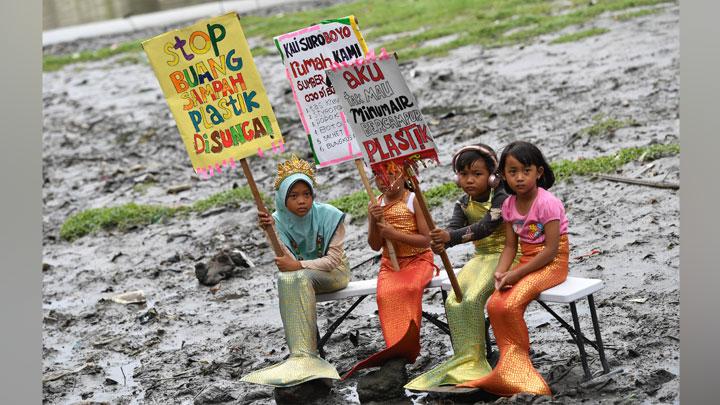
left=459, top=141, right=569, bottom=397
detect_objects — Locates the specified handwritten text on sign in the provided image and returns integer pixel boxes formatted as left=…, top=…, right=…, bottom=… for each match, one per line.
left=274, top=16, right=368, bottom=167
left=327, top=55, right=438, bottom=171
left=142, top=13, right=283, bottom=177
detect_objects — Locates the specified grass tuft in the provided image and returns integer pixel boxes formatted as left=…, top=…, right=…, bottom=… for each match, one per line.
left=424, top=182, right=463, bottom=209
left=60, top=186, right=266, bottom=241
left=551, top=27, right=610, bottom=44
left=551, top=143, right=679, bottom=180
left=328, top=190, right=372, bottom=219
left=615, top=8, right=662, bottom=21
left=581, top=114, right=639, bottom=137
left=59, top=203, right=177, bottom=241
left=44, top=40, right=142, bottom=72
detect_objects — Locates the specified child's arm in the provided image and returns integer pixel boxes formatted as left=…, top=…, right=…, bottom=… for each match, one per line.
left=497, top=220, right=560, bottom=290
left=493, top=222, right=518, bottom=288
left=448, top=191, right=506, bottom=247
left=377, top=195, right=430, bottom=248
left=294, top=223, right=347, bottom=272
left=367, top=201, right=384, bottom=251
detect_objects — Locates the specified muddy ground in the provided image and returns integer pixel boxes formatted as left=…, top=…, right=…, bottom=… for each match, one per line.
left=42, top=2, right=679, bottom=404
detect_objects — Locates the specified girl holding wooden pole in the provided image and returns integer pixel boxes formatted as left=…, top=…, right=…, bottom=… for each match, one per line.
left=241, top=155, right=350, bottom=387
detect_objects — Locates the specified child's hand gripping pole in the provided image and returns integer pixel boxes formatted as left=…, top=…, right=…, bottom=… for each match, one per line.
left=354, top=159, right=401, bottom=271
left=239, top=158, right=285, bottom=257
left=408, top=174, right=463, bottom=302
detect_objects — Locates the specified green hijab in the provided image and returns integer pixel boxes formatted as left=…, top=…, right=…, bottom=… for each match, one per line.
left=272, top=173, right=345, bottom=260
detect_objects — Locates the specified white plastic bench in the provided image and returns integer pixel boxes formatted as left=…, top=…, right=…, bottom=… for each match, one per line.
left=441, top=276, right=610, bottom=380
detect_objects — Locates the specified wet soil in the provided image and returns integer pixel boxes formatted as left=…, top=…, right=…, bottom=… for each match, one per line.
left=42, top=2, right=679, bottom=404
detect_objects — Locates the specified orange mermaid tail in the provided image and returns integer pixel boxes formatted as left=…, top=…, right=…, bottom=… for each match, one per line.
left=458, top=236, right=569, bottom=396
left=343, top=250, right=434, bottom=379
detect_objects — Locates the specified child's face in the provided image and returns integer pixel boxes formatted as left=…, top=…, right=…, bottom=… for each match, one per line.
left=285, top=181, right=313, bottom=216
left=503, top=155, right=543, bottom=196
left=457, top=159, right=491, bottom=199
left=374, top=170, right=404, bottom=196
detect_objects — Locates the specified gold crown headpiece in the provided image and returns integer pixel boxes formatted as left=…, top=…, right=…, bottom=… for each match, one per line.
left=274, top=155, right=317, bottom=190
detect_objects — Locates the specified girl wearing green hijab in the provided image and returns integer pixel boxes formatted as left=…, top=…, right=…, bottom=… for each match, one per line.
left=241, top=156, right=350, bottom=387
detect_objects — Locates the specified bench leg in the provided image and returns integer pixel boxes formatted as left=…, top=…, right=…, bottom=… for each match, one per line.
left=422, top=311, right=451, bottom=335
left=485, top=316, right=493, bottom=360
left=318, top=295, right=368, bottom=356
left=569, top=302, right=592, bottom=380
left=316, top=326, right=324, bottom=358
left=536, top=300, right=599, bottom=351
left=588, top=294, right=610, bottom=374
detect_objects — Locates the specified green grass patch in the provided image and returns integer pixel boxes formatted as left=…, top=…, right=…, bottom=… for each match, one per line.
left=60, top=185, right=266, bottom=241
left=59, top=203, right=177, bottom=242
left=615, top=7, right=662, bottom=21
left=250, top=46, right=274, bottom=57
left=424, top=182, right=463, bottom=209
left=580, top=114, right=640, bottom=137
left=328, top=190, right=372, bottom=219
left=44, top=0, right=674, bottom=71
left=190, top=186, right=265, bottom=212
left=551, top=143, right=679, bottom=180
left=44, top=40, right=142, bottom=72
left=551, top=27, right=610, bottom=44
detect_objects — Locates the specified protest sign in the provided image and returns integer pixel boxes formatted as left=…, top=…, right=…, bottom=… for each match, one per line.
left=274, top=16, right=368, bottom=167
left=326, top=51, right=438, bottom=178
left=142, top=13, right=283, bottom=179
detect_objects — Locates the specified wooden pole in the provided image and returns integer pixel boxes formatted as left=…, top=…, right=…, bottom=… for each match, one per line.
left=354, top=159, right=400, bottom=271
left=239, top=158, right=285, bottom=257
left=408, top=175, right=463, bottom=302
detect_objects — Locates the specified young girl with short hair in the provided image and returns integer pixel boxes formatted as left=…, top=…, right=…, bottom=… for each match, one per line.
left=459, top=140, right=569, bottom=396
left=405, top=143, right=512, bottom=390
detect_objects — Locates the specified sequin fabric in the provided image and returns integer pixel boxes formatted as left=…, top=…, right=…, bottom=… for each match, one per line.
left=406, top=196, right=508, bottom=390
left=382, top=192, right=430, bottom=258
left=343, top=250, right=435, bottom=379
left=458, top=235, right=569, bottom=396
left=240, top=255, right=350, bottom=387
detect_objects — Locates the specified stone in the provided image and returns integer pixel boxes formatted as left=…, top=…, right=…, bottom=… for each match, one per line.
left=356, top=358, right=408, bottom=403
left=273, top=379, right=332, bottom=404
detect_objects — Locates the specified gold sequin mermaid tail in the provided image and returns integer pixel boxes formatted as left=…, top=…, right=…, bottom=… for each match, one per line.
left=458, top=236, right=569, bottom=396
left=241, top=261, right=349, bottom=387
left=342, top=251, right=435, bottom=379
left=405, top=252, right=500, bottom=390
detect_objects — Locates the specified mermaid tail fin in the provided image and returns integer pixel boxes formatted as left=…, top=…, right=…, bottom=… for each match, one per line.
left=241, top=353, right=340, bottom=387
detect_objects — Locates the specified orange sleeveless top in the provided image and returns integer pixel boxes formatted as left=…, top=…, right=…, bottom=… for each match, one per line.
left=381, top=191, right=431, bottom=258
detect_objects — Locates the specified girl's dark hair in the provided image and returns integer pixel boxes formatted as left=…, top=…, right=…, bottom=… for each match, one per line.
left=453, top=143, right=498, bottom=174
left=498, top=141, right=555, bottom=194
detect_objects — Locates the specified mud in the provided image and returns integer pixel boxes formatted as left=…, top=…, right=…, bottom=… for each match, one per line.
left=43, top=2, right=679, bottom=404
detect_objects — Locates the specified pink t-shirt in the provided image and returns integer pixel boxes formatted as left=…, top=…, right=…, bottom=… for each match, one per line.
left=502, top=187, right=569, bottom=244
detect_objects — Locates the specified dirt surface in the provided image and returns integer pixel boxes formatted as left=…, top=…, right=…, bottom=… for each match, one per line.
left=42, top=2, right=679, bottom=404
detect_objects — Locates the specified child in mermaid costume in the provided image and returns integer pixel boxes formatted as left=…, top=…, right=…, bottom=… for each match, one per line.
left=342, top=163, right=434, bottom=381
left=405, top=143, right=513, bottom=390
left=458, top=141, right=570, bottom=396
left=240, top=155, right=350, bottom=387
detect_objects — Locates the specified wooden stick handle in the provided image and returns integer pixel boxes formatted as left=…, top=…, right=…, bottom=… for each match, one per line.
left=239, top=158, right=285, bottom=257
left=409, top=175, right=463, bottom=302
left=354, top=159, right=400, bottom=271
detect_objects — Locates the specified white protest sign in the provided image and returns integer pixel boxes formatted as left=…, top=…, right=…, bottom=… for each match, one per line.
left=326, top=51, right=438, bottom=175
left=274, top=16, right=368, bottom=167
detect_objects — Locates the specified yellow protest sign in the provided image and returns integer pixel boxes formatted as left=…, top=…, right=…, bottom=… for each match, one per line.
left=142, top=13, right=283, bottom=178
